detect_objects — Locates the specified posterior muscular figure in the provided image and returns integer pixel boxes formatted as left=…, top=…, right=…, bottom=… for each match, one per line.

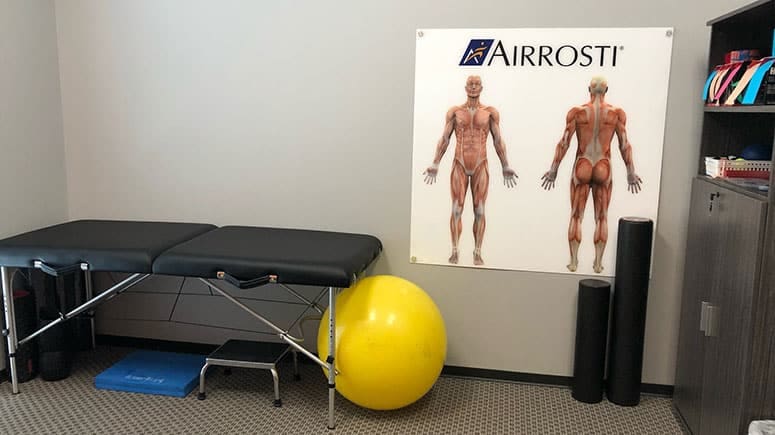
left=424, top=75, right=518, bottom=265
left=541, top=76, right=642, bottom=273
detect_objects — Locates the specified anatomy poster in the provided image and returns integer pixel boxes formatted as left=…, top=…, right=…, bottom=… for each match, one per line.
left=409, top=28, right=673, bottom=276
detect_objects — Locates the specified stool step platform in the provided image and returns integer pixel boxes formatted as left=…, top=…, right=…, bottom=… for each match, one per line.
left=207, top=340, right=289, bottom=368
left=198, top=339, right=297, bottom=407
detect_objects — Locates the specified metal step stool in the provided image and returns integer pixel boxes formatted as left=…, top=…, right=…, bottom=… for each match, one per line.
left=197, top=339, right=298, bottom=407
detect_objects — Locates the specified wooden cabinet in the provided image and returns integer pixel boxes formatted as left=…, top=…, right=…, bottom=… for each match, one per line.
left=703, top=184, right=766, bottom=435
left=675, top=178, right=767, bottom=435
left=673, top=1, right=775, bottom=434
left=674, top=178, right=721, bottom=433
left=676, top=177, right=770, bottom=434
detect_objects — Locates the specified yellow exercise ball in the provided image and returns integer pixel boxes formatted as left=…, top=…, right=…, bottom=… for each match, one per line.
left=317, top=275, right=447, bottom=411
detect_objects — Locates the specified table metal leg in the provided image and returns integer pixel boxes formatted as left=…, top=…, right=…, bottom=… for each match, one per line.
left=1, top=267, right=19, bottom=394
left=271, top=367, right=281, bottom=407
left=197, top=362, right=210, bottom=400
left=84, top=269, right=96, bottom=349
left=327, top=286, right=336, bottom=430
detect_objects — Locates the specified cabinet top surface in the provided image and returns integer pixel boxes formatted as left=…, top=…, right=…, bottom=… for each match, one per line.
left=707, top=0, right=774, bottom=26
left=698, top=176, right=770, bottom=200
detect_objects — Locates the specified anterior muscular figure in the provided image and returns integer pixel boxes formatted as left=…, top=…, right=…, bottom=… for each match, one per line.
left=424, top=75, right=518, bottom=265
left=541, top=77, right=642, bottom=273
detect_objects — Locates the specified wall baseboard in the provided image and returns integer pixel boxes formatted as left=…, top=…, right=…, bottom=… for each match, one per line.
left=443, top=365, right=572, bottom=386
left=1, top=335, right=673, bottom=397
left=442, top=365, right=673, bottom=397
left=96, top=334, right=220, bottom=355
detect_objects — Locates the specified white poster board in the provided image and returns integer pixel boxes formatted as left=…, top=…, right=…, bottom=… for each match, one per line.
left=410, top=28, right=673, bottom=276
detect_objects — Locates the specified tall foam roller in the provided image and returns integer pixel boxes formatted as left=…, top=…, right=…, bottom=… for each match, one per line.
left=571, top=279, right=611, bottom=404
left=606, top=217, right=654, bottom=406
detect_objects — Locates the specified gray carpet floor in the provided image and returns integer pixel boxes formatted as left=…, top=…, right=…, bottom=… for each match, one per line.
left=0, top=346, right=687, bottom=434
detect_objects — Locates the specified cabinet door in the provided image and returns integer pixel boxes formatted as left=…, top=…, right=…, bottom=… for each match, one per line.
left=673, top=177, right=723, bottom=433
left=700, top=186, right=766, bottom=435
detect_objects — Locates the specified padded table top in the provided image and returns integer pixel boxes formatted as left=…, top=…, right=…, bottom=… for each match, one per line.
left=153, top=226, right=382, bottom=288
left=0, top=220, right=217, bottom=273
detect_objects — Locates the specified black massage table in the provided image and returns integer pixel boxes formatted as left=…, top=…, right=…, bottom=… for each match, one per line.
left=0, top=219, right=382, bottom=429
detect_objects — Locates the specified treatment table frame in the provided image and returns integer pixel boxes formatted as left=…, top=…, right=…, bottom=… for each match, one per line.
left=0, top=221, right=382, bottom=430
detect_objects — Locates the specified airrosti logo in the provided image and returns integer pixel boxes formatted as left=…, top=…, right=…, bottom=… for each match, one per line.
left=459, top=39, right=495, bottom=66
left=459, top=39, right=621, bottom=67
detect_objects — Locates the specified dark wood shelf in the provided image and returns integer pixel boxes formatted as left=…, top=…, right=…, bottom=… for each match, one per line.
left=704, top=105, right=775, bottom=113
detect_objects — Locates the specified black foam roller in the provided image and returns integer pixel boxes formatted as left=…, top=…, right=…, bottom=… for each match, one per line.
left=71, top=273, right=93, bottom=351
left=606, top=217, right=654, bottom=406
left=571, top=279, right=611, bottom=403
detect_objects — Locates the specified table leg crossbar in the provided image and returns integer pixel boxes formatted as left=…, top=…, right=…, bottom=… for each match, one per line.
left=1, top=266, right=149, bottom=394
left=1, top=265, right=343, bottom=429
left=200, top=278, right=340, bottom=429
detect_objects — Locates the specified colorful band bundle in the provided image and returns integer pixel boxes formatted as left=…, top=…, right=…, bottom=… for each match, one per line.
left=702, top=57, right=775, bottom=106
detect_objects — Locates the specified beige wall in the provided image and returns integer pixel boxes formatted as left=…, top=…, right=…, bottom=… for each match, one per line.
left=0, top=0, right=67, bottom=369
left=48, top=0, right=753, bottom=385
left=0, top=0, right=67, bottom=239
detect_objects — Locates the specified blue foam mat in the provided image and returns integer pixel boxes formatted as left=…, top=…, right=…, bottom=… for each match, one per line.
left=95, top=350, right=206, bottom=398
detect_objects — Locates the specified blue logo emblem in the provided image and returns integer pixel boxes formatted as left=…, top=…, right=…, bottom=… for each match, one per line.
left=459, top=39, right=494, bottom=66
